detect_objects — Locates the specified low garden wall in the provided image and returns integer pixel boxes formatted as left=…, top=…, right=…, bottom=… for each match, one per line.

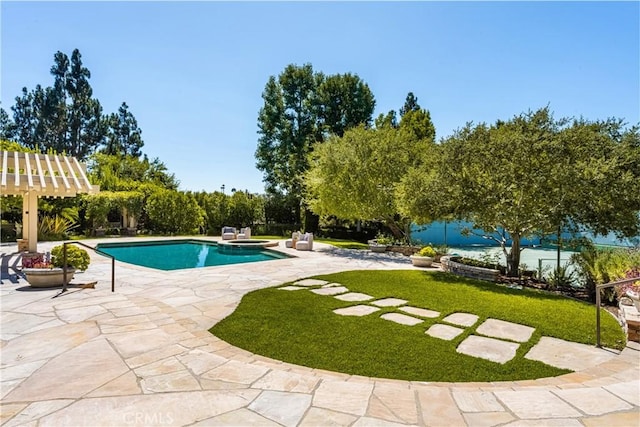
left=441, top=256, right=500, bottom=282
left=618, top=301, right=640, bottom=343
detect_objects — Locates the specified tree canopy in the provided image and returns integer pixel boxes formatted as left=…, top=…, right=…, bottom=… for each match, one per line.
left=398, top=107, right=640, bottom=276
left=4, top=49, right=144, bottom=161
left=306, top=124, right=434, bottom=241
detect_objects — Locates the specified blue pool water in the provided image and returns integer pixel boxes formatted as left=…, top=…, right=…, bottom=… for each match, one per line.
left=97, top=240, right=288, bottom=271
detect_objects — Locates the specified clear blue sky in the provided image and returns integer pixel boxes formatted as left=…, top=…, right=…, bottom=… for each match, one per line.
left=2, top=1, right=638, bottom=194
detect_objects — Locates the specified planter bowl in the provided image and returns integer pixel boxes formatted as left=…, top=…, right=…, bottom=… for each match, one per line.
left=410, top=255, right=433, bottom=268
left=369, top=245, right=388, bottom=253
left=24, top=268, right=76, bottom=288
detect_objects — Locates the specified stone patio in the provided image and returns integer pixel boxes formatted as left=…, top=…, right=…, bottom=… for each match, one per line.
left=1, top=237, right=639, bottom=426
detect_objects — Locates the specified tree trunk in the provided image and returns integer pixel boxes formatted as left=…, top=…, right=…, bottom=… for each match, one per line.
left=506, top=234, right=521, bottom=277
left=303, top=208, right=319, bottom=233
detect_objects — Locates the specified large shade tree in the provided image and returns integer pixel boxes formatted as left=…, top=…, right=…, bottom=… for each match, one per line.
left=305, top=125, right=433, bottom=241
left=398, top=107, right=640, bottom=277
left=255, top=63, right=375, bottom=230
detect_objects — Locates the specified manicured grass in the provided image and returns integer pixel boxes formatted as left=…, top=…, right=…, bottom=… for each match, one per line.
left=314, top=238, right=368, bottom=249
left=211, top=270, right=625, bottom=382
left=254, top=235, right=369, bottom=249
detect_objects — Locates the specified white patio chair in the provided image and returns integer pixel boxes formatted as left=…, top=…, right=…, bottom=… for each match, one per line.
left=221, top=226, right=237, bottom=240
left=238, top=227, right=251, bottom=239
left=295, top=233, right=313, bottom=251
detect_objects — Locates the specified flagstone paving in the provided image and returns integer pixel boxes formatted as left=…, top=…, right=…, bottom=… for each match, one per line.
left=399, top=306, right=440, bottom=318
left=333, top=305, right=380, bottom=317
left=370, top=298, right=408, bottom=307
left=334, top=292, right=374, bottom=302
left=457, top=335, right=521, bottom=364
left=525, top=336, right=618, bottom=371
left=426, top=323, right=465, bottom=340
left=1, top=238, right=639, bottom=426
left=311, top=286, right=349, bottom=296
left=442, top=312, right=480, bottom=327
left=380, top=312, right=423, bottom=326
left=476, top=318, right=535, bottom=343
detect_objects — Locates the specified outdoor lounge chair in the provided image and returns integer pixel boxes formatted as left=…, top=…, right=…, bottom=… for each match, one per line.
left=221, top=226, right=237, bottom=240
left=295, top=232, right=313, bottom=251
left=238, top=227, right=251, bottom=239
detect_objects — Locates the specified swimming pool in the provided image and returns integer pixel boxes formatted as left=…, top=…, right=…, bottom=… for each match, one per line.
left=97, top=239, right=288, bottom=271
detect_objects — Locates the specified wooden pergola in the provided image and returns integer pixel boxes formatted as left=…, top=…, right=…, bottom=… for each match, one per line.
left=1, top=151, right=99, bottom=252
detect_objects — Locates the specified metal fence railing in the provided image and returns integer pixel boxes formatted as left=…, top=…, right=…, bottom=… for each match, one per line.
left=61, top=241, right=115, bottom=293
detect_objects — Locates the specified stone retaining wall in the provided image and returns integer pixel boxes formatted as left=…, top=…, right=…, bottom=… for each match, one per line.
left=441, top=256, right=500, bottom=282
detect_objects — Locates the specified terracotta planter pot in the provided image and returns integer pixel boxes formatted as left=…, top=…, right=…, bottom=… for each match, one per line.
left=24, top=268, right=76, bottom=288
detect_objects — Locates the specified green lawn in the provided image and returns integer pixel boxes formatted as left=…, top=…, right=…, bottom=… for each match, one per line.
left=211, top=270, right=625, bottom=382
left=314, top=238, right=368, bottom=249
left=254, top=235, right=369, bottom=249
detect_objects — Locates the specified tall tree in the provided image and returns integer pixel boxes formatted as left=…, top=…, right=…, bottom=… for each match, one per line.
left=374, top=111, right=398, bottom=129
left=256, top=64, right=316, bottom=201
left=0, top=108, right=16, bottom=140
left=399, top=109, right=436, bottom=142
left=104, top=102, right=144, bottom=157
left=65, top=49, right=101, bottom=158
left=316, top=73, right=375, bottom=137
left=11, top=88, right=37, bottom=149
left=256, top=64, right=375, bottom=229
left=399, top=92, right=420, bottom=117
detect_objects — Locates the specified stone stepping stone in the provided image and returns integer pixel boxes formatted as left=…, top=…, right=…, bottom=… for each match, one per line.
left=279, top=286, right=307, bottom=291
left=312, top=286, right=349, bottom=296
left=321, top=283, right=343, bottom=288
left=294, top=279, right=329, bottom=287
left=426, top=324, right=464, bottom=340
left=457, top=335, right=519, bottom=364
left=380, top=313, right=423, bottom=326
left=334, top=305, right=380, bottom=317
left=476, top=318, right=535, bottom=343
left=524, top=336, right=617, bottom=371
left=371, top=298, right=408, bottom=307
left=335, top=293, right=374, bottom=302
left=400, top=306, right=440, bottom=318
left=442, top=313, right=479, bottom=327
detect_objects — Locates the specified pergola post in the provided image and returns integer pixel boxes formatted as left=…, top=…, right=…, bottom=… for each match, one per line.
left=24, top=191, right=39, bottom=253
